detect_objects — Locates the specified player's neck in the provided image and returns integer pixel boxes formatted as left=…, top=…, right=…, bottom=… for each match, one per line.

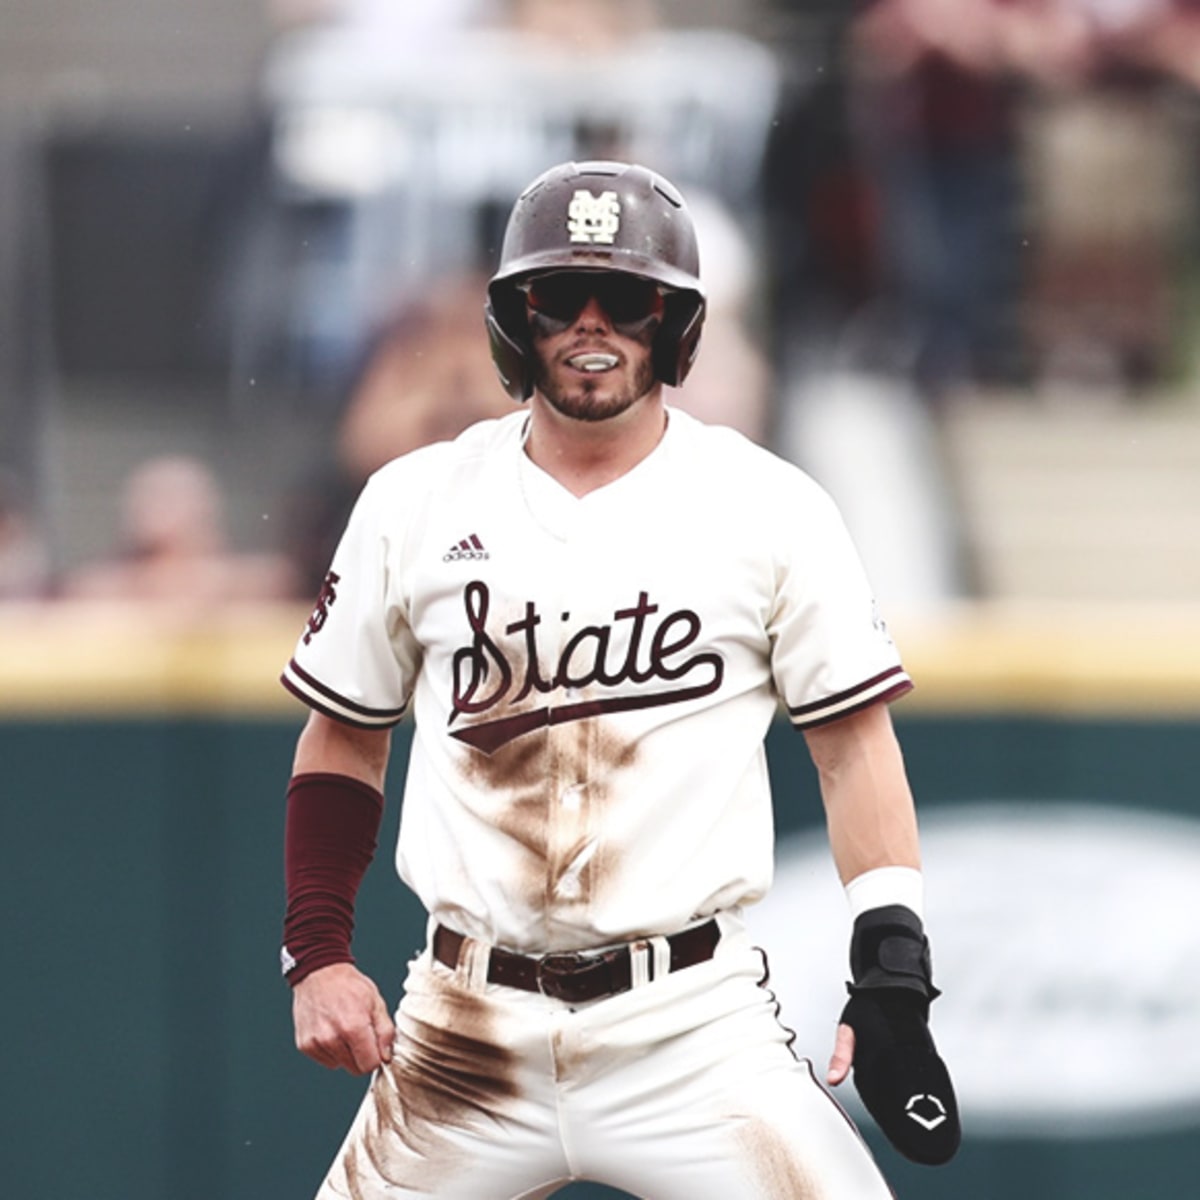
left=524, top=393, right=667, bottom=497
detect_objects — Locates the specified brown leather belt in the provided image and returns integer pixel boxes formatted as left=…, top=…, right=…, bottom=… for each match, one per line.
left=432, top=919, right=721, bottom=1004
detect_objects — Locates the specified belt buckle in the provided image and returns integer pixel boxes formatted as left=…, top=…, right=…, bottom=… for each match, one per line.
left=536, top=950, right=602, bottom=1003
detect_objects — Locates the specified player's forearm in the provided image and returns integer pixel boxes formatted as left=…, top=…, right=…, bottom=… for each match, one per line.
left=803, top=703, right=920, bottom=885
left=282, top=712, right=392, bottom=985
left=824, top=776, right=921, bottom=886
left=282, top=772, right=384, bottom=984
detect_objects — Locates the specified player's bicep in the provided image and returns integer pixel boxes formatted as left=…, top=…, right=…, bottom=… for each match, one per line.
left=802, top=700, right=894, bottom=774
left=293, top=711, right=391, bottom=790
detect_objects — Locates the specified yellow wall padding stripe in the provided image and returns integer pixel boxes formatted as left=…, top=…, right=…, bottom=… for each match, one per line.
left=0, top=603, right=307, bottom=717
left=892, top=602, right=1200, bottom=716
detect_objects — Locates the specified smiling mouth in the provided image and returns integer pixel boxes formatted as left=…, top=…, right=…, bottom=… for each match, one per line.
left=566, top=352, right=619, bottom=373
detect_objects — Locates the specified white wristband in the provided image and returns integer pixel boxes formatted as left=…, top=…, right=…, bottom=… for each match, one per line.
left=845, top=866, right=924, bottom=922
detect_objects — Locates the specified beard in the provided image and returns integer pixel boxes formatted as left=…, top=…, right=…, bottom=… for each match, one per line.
left=533, top=357, right=658, bottom=422
left=530, top=321, right=660, bottom=423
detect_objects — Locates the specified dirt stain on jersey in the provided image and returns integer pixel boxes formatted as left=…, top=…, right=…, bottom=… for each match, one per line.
left=342, top=989, right=519, bottom=1195
left=461, top=727, right=553, bottom=861
left=460, top=711, right=639, bottom=927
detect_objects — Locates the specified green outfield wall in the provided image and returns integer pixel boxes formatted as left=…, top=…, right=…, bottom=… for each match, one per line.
left=2, top=609, right=1199, bottom=1199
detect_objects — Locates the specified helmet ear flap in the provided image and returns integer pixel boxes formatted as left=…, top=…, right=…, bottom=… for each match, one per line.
left=484, top=296, right=534, bottom=402
left=653, top=294, right=707, bottom=387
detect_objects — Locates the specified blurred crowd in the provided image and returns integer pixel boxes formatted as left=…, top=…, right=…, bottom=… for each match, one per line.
left=3, top=0, right=1200, bottom=612
left=770, top=0, right=1200, bottom=397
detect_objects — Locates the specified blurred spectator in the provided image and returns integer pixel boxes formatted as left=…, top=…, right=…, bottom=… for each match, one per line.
left=840, top=0, right=1090, bottom=399
left=336, top=273, right=513, bottom=480
left=0, top=470, right=52, bottom=602
left=838, top=0, right=1200, bottom=398
left=283, top=274, right=510, bottom=596
left=63, top=455, right=299, bottom=608
left=1020, top=0, right=1200, bottom=393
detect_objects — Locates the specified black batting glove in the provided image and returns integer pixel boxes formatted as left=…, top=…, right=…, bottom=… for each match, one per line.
left=838, top=904, right=961, bottom=1165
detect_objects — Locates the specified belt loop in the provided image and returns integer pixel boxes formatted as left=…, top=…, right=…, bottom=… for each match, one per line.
left=459, top=936, right=491, bottom=993
left=629, top=940, right=652, bottom=988
left=648, top=934, right=672, bottom=980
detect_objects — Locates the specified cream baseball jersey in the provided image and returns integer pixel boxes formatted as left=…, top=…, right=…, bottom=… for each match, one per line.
left=282, top=408, right=911, bottom=953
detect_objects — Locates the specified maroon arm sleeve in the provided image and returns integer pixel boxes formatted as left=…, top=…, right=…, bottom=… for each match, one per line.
left=281, top=772, right=385, bottom=987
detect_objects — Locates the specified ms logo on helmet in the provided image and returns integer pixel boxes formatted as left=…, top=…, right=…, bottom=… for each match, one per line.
left=568, top=190, right=621, bottom=244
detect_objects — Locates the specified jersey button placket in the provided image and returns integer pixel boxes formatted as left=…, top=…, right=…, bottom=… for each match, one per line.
left=546, top=513, right=591, bottom=921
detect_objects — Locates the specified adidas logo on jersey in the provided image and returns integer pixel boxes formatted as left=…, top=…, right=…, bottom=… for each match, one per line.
left=444, top=533, right=490, bottom=562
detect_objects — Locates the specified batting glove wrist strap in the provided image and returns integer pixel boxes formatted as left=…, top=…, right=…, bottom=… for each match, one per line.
left=281, top=772, right=384, bottom=988
left=840, top=904, right=961, bottom=1166
left=847, top=903, right=940, bottom=1001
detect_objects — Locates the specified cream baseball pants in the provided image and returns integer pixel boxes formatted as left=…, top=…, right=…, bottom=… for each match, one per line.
left=315, top=912, right=893, bottom=1199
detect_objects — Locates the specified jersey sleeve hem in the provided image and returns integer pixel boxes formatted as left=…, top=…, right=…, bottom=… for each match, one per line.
left=281, top=659, right=408, bottom=729
left=786, top=667, right=914, bottom=731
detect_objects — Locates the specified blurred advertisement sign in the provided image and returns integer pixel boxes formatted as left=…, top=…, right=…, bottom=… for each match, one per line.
left=750, top=803, right=1200, bottom=1138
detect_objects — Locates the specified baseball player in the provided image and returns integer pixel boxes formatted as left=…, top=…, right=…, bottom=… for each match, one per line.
left=280, top=160, right=959, bottom=1199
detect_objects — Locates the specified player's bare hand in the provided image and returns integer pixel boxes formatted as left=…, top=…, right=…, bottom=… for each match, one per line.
left=826, top=1021, right=855, bottom=1087
left=292, top=963, right=396, bottom=1075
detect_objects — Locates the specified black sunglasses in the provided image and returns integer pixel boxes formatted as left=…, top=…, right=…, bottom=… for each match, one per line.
left=518, top=272, right=666, bottom=330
